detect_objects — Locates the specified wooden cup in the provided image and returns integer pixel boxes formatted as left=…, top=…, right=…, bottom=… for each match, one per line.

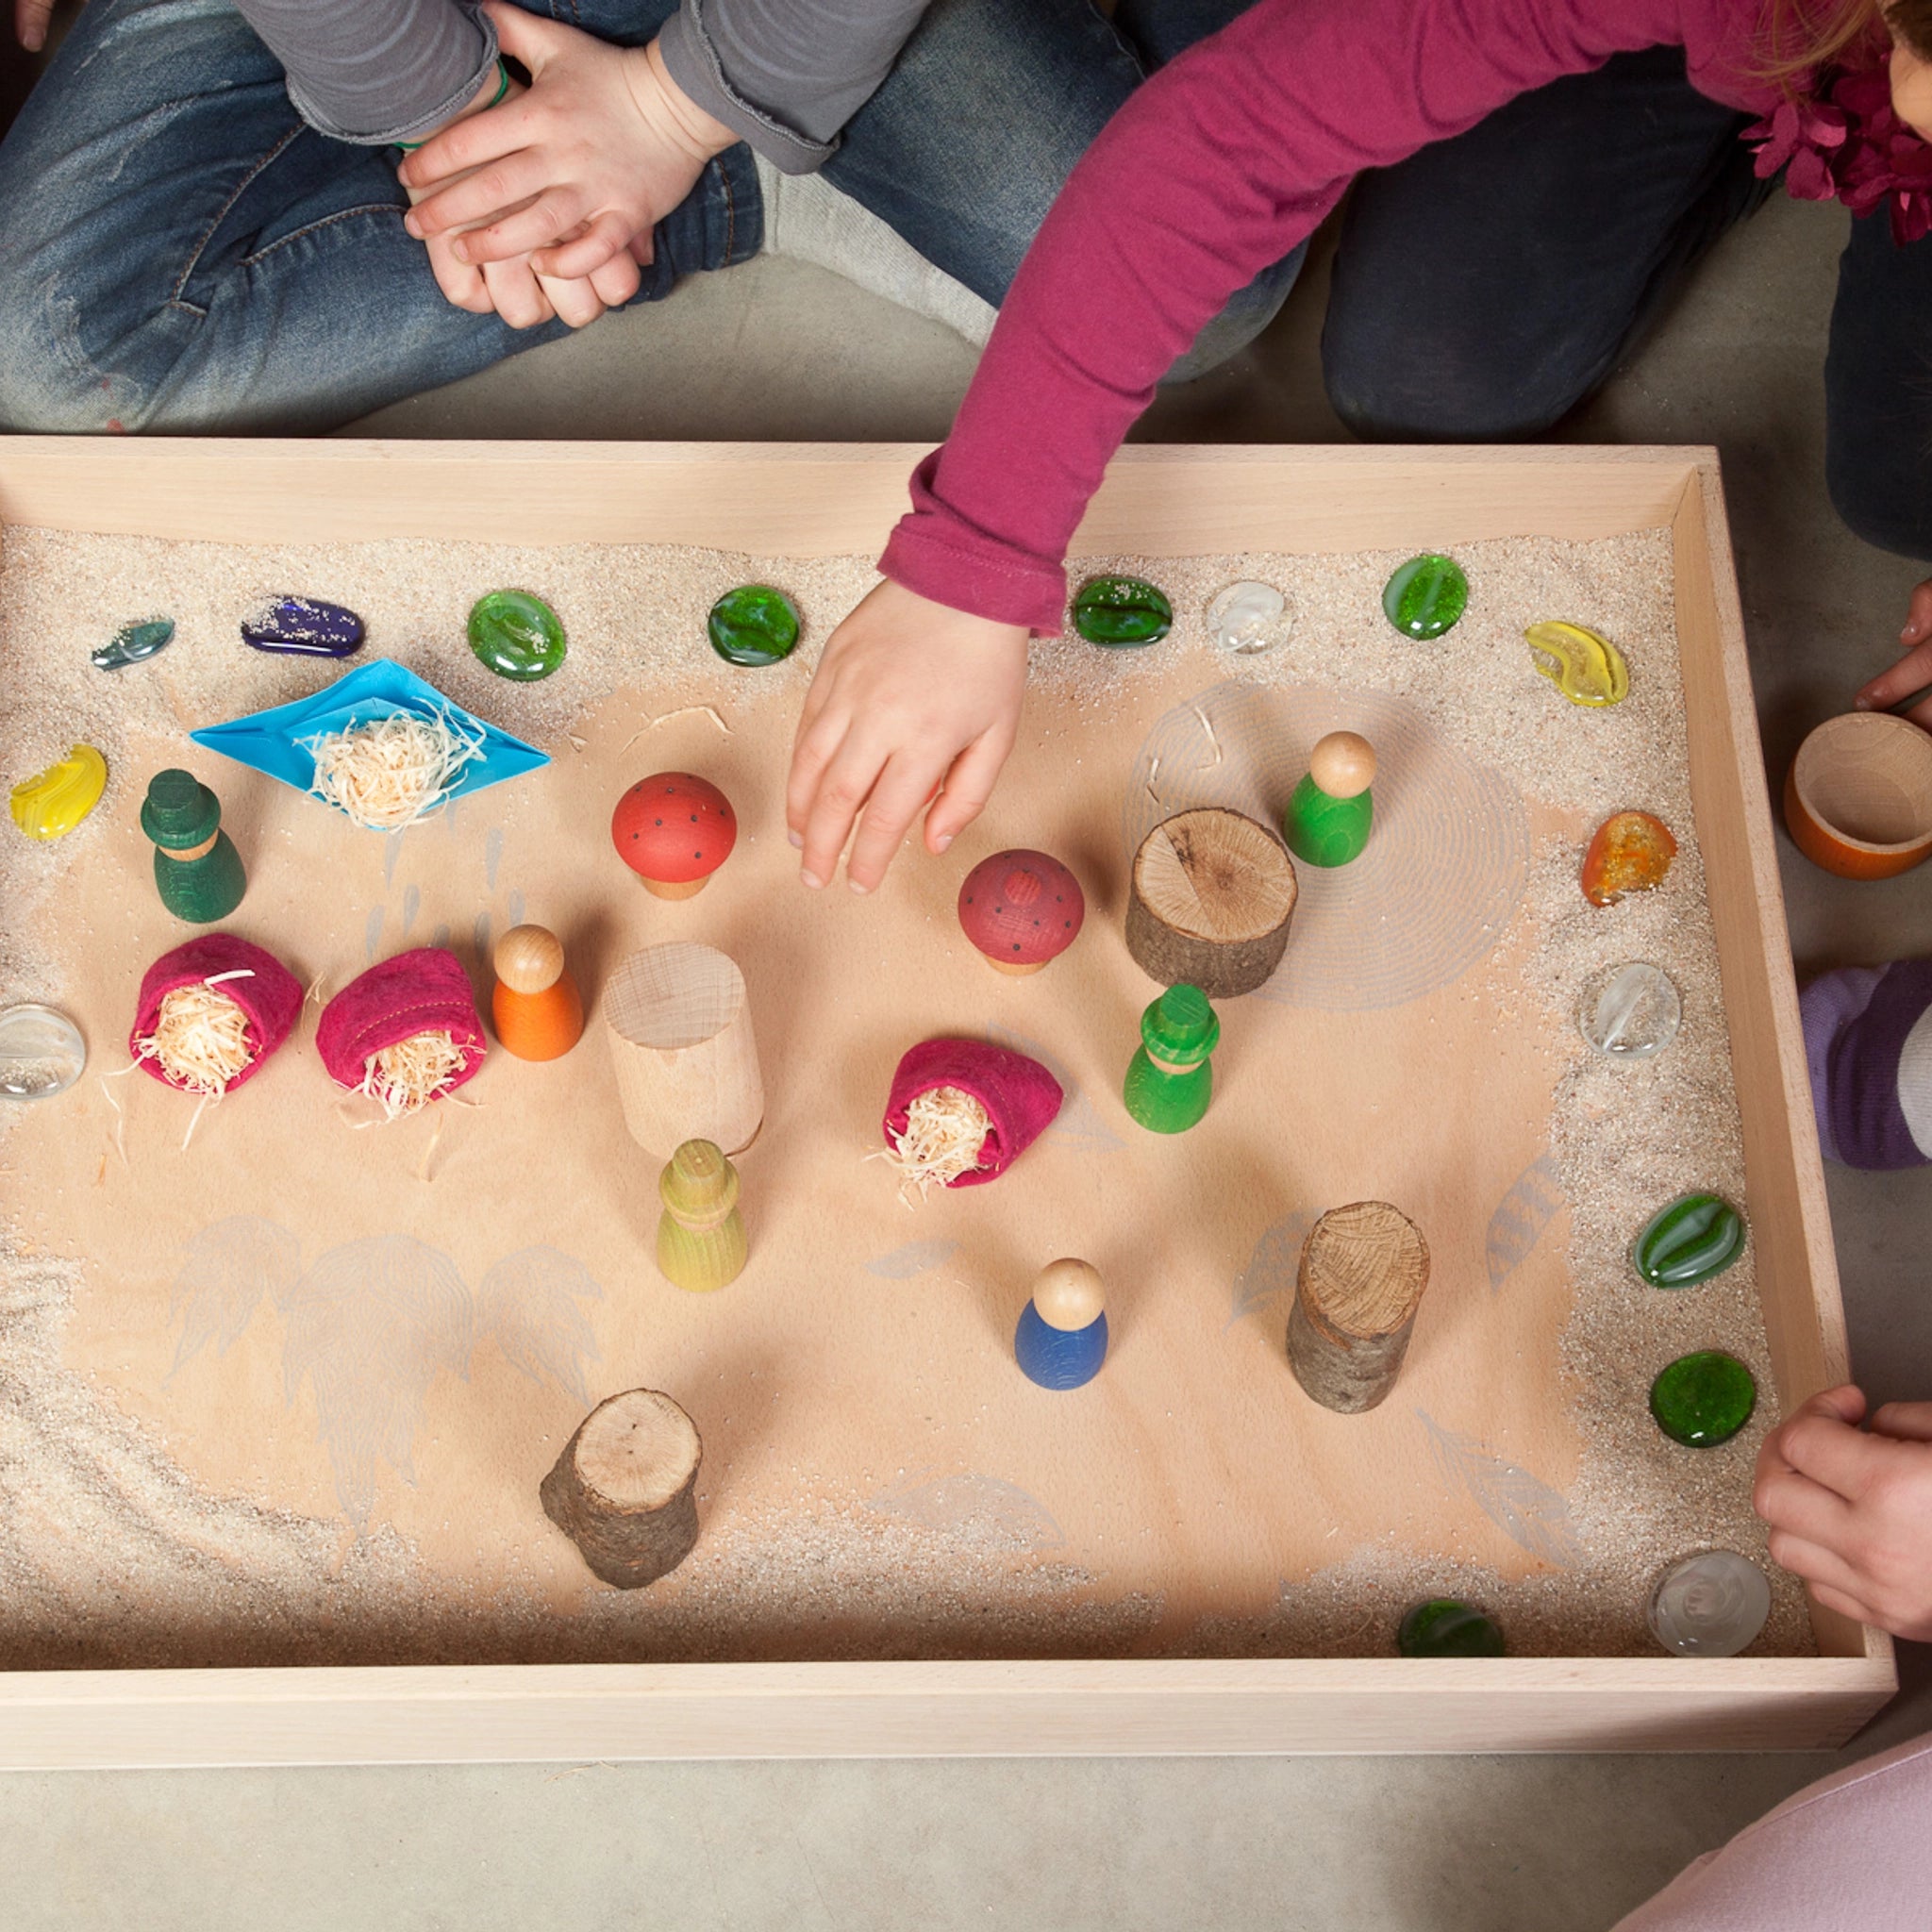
left=1784, top=712, right=1932, bottom=880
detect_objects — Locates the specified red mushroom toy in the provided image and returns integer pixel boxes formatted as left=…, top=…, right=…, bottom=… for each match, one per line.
left=957, top=849, right=1086, bottom=976
left=611, top=773, right=738, bottom=900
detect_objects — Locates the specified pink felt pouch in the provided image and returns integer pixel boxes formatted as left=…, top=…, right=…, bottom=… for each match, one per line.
left=315, top=946, right=487, bottom=1092
left=130, top=934, right=304, bottom=1092
left=882, top=1038, right=1064, bottom=1186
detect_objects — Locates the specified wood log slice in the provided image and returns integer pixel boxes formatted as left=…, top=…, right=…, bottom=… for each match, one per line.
left=540, top=1389, right=703, bottom=1589
left=1286, top=1202, right=1430, bottom=1414
left=1124, top=808, right=1297, bottom=998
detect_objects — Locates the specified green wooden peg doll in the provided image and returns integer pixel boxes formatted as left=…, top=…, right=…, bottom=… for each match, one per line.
left=142, top=769, right=246, bottom=924
left=1283, top=731, right=1375, bottom=869
left=1124, top=983, right=1219, bottom=1134
left=657, top=1138, right=748, bottom=1292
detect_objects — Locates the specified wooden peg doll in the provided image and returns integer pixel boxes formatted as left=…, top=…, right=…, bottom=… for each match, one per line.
left=1014, top=1258, right=1108, bottom=1389
left=491, top=924, right=584, bottom=1061
left=1283, top=731, right=1376, bottom=869
left=141, top=769, right=246, bottom=923
left=657, top=1138, right=748, bottom=1292
left=1124, top=983, right=1219, bottom=1134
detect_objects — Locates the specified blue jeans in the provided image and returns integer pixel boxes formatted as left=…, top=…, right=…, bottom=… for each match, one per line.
left=0, top=0, right=1296, bottom=432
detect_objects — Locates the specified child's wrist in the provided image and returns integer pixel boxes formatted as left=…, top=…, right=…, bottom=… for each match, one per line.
left=638, top=37, right=740, bottom=161
left=397, top=59, right=514, bottom=151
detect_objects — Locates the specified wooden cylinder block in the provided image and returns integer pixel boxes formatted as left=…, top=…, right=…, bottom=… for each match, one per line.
left=1286, top=1201, right=1430, bottom=1414
left=1124, top=808, right=1298, bottom=998
left=540, top=1389, right=702, bottom=1590
left=603, top=941, right=763, bottom=1158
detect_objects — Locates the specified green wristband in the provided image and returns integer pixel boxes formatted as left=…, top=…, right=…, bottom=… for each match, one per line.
left=396, top=59, right=509, bottom=150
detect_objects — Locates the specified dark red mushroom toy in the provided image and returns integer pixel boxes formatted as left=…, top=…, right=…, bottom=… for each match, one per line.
left=611, top=772, right=738, bottom=899
left=957, top=849, right=1086, bottom=975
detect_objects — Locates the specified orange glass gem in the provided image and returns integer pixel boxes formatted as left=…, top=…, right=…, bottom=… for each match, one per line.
left=1581, top=810, right=1677, bottom=907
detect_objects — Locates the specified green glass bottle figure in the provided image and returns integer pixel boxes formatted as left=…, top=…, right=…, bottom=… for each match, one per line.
left=1124, top=983, right=1219, bottom=1133
left=142, top=769, right=246, bottom=924
left=1283, top=730, right=1376, bottom=869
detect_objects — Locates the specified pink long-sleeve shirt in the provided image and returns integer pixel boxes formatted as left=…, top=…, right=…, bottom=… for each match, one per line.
left=877, top=0, right=1771, bottom=631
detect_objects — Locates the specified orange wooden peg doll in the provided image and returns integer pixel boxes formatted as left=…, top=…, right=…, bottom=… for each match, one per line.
left=491, top=924, right=584, bottom=1061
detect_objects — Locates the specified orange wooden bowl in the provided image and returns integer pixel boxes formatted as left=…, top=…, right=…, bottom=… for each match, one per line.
left=1784, top=712, right=1932, bottom=880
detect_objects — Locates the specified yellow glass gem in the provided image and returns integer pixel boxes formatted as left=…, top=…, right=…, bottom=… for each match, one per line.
left=1524, top=621, right=1630, bottom=708
left=9, top=744, right=108, bottom=841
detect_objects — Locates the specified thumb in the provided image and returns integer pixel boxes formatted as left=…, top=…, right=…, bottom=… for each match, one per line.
left=1870, top=1400, right=1932, bottom=1443
left=1796, top=1384, right=1868, bottom=1426
left=482, top=2, right=558, bottom=72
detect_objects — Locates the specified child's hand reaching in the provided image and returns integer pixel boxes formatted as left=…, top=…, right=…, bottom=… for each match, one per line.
left=1853, top=576, right=1932, bottom=724
left=1754, top=1384, right=1932, bottom=1640
left=786, top=580, right=1030, bottom=893
left=400, top=4, right=736, bottom=287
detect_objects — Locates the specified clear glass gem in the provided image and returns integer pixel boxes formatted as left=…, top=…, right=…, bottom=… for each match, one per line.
left=1578, top=962, right=1682, bottom=1058
left=1206, top=580, right=1294, bottom=656
left=0, top=1003, right=87, bottom=1099
left=1647, top=1550, right=1772, bottom=1657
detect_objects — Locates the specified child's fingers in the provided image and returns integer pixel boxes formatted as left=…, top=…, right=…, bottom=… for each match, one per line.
left=846, top=753, right=949, bottom=892
left=406, top=158, right=546, bottom=241
left=1764, top=1525, right=1864, bottom=1596
left=532, top=210, right=633, bottom=282
left=786, top=694, right=845, bottom=851
left=453, top=192, right=591, bottom=266
left=1900, top=577, right=1932, bottom=647
left=1806, top=1579, right=1879, bottom=1628
left=926, top=726, right=1014, bottom=855
left=399, top=96, right=537, bottom=195
left=537, top=270, right=605, bottom=331
left=482, top=0, right=567, bottom=75
left=1776, top=1407, right=1881, bottom=1501
left=1870, top=1400, right=1932, bottom=1443
left=423, top=236, right=494, bottom=314
left=799, top=734, right=888, bottom=891
left=14, top=0, right=53, bottom=51
left=1856, top=636, right=1932, bottom=712
left=1754, top=1464, right=1855, bottom=1547
left=588, top=245, right=642, bottom=309
left=480, top=258, right=556, bottom=331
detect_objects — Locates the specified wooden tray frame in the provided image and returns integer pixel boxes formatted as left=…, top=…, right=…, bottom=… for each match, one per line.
left=0, top=438, right=1896, bottom=1764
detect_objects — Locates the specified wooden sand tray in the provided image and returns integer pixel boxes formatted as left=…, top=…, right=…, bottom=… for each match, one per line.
left=0, top=440, right=1892, bottom=1764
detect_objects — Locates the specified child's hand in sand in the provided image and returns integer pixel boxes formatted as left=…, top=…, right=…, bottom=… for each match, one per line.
left=400, top=3, right=735, bottom=287
left=1754, top=1384, right=1932, bottom=1640
left=1854, top=577, right=1932, bottom=725
left=786, top=580, right=1030, bottom=893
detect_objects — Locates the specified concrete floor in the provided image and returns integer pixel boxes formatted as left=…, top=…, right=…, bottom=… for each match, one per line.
left=7, top=30, right=1932, bottom=1925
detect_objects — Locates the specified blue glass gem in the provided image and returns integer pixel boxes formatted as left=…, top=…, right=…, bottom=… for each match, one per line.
left=242, top=596, right=366, bottom=658
left=92, top=619, right=175, bottom=671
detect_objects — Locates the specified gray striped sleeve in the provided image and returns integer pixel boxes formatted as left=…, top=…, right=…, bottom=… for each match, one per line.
left=658, top=0, right=931, bottom=173
left=235, top=0, right=499, bottom=146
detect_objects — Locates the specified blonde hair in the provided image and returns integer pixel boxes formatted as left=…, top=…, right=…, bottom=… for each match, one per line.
left=1755, top=0, right=1918, bottom=85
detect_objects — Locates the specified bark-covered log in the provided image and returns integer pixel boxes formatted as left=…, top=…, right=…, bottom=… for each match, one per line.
left=540, top=1389, right=703, bottom=1589
left=1124, top=808, right=1297, bottom=998
left=1287, top=1202, right=1430, bottom=1414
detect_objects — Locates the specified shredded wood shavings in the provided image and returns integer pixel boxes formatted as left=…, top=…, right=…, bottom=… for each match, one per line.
left=618, top=704, right=730, bottom=755
left=131, top=983, right=255, bottom=1100
left=883, top=1085, right=991, bottom=1205
left=1192, top=705, right=1223, bottom=768
left=304, top=709, right=484, bottom=830
left=358, top=1028, right=466, bottom=1120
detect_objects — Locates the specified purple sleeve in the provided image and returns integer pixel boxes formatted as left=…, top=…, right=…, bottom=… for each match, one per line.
left=1800, top=960, right=1932, bottom=1169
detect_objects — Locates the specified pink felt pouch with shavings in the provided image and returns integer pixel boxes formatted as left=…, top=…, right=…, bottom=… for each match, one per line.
left=315, top=946, right=486, bottom=1093
left=882, top=1038, right=1063, bottom=1186
left=130, top=934, right=304, bottom=1092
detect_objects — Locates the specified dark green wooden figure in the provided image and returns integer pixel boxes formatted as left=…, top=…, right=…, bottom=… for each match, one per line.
left=1124, top=983, right=1219, bottom=1134
left=142, top=769, right=246, bottom=924
left=1283, top=731, right=1376, bottom=869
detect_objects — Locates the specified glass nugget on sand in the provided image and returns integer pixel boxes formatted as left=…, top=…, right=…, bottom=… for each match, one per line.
left=1577, top=961, right=1682, bottom=1059
left=1647, top=1551, right=1772, bottom=1657
left=1632, top=1192, right=1746, bottom=1289
left=0, top=1003, right=86, bottom=1099
left=708, top=584, right=801, bottom=666
left=1581, top=810, right=1676, bottom=905
left=1525, top=620, right=1629, bottom=707
left=1206, top=579, right=1294, bottom=656
left=468, top=589, right=566, bottom=681
left=9, top=744, right=107, bottom=841
left=1072, top=575, right=1174, bottom=647
left=1381, top=554, right=1468, bottom=638
left=1650, top=1350, right=1757, bottom=1447
left=1397, top=1599, right=1505, bottom=1657
left=92, top=619, right=175, bottom=671
left=242, top=596, right=365, bottom=658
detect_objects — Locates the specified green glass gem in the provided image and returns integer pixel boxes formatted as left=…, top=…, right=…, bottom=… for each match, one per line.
left=1650, top=1351, right=1757, bottom=1447
left=92, top=618, right=175, bottom=672
left=1382, top=554, right=1469, bottom=639
left=708, top=583, right=801, bottom=667
left=1632, top=1192, right=1746, bottom=1289
left=1397, top=1599, right=1506, bottom=1658
left=1124, top=983, right=1219, bottom=1134
left=1072, top=575, right=1174, bottom=648
left=467, top=589, right=566, bottom=681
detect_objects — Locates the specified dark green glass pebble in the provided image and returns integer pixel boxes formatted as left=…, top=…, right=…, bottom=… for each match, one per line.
left=92, top=619, right=175, bottom=671
left=1650, top=1351, right=1757, bottom=1447
left=468, top=589, right=566, bottom=681
left=1632, top=1192, right=1746, bottom=1289
left=1382, top=554, right=1469, bottom=639
left=708, top=584, right=801, bottom=666
left=1072, top=575, right=1174, bottom=648
left=1397, top=1599, right=1506, bottom=1658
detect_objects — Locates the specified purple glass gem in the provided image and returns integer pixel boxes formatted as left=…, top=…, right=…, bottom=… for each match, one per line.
left=242, top=596, right=366, bottom=658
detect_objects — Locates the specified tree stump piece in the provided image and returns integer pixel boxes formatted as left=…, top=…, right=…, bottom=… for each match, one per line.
left=1286, top=1202, right=1430, bottom=1413
left=1124, top=808, right=1297, bottom=998
left=540, top=1389, right=703, bottom=1589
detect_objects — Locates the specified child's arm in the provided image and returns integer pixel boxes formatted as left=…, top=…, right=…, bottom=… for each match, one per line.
left=786, top=0, right=1698, bottom=884
left=1853, top=577, right=1932, bottom=725
left=1754, top=1386, right=1932, bottom=1640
